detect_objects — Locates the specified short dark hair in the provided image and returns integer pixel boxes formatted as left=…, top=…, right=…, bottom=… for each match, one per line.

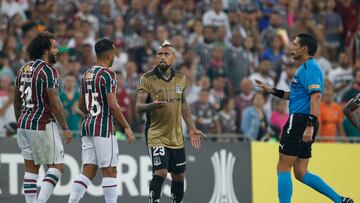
left=95, top=38, right=114, bottom=57
left=27, top=31, right=55, bottom=60
left=297, top=33, right=317, bottom=56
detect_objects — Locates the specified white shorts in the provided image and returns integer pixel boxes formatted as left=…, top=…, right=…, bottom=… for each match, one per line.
left=17, top=122, right=64, bottom=165
left=81, top=135, right=118, bottom=168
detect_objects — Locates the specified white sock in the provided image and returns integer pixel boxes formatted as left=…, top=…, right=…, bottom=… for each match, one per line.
left=37, top=168, right=62, bottom=203
left=68, top=174, right=91, bottom=203
left=102, top=177, right=118, bottom=203
left=23, top=172, right=38, bottom=203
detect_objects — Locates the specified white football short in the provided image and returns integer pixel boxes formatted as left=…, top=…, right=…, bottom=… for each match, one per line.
left=17, top=122, right=64, bottom=165
left=81, top=135, right=118, bottom=168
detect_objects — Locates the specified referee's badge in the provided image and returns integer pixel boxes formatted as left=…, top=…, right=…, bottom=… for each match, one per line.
left=176, top=86, right=182, bottom=94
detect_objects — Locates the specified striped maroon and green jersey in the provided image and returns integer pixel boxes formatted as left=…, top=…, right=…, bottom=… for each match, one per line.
left=15, top=59, right=59, bottom=130
left=81, top=66, right=117, bottom=138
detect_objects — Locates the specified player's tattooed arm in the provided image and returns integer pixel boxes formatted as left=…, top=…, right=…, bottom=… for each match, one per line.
left=343, top=98, right=360, bottom=131
left=79, top=94, right=88, bottom=115
left=181, top=96, right=196, bottom=130
left=48, top=88, right=72, bottom=143
left=13, top=87, right=22, bottom=121
left=47, top=88, right=69, bottom=130
left=182, top=93, right=203, bottom=150
left=136, top=90, right=166, bottom=113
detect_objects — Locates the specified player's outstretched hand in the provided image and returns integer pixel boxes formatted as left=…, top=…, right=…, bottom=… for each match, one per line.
left=125, top=127, right=135, bottom=144
left=189, top=128, right=203, bottom=150
left=303, top=126, right=313, bottom=143
left=63, top=129, right=73, bottom=144
left=255, top=79, right=272, bottom=93
left=153, top=99, right=167, bottom=108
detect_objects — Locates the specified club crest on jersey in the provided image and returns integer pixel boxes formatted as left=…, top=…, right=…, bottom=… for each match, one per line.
left=84, top=72, right=94, bottom=81
left=176, top=86, right=182, bottom=94
left=23, top=65, right=33, bottom=73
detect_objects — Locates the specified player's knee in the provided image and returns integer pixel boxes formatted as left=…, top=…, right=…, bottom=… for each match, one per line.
left=49, top=164, right=65, bottom=173
left=24, top=160, right=40, bottom=173
left=83, top=164, right=98, bottom=180
left=294, top=169, right=307, bottom=181
left=154, top=169, right=167, bottom=178
left=171, top=173, right=185, bottom=182
left=277, top=163, right=291, bottom=172
left=101, top=167, right=117, bottom=178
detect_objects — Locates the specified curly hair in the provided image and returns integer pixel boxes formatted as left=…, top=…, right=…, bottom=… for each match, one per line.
left=26, top=31, right=55, bottom=61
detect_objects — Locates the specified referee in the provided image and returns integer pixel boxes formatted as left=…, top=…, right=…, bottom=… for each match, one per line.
left=256, top=33, right=353, bottom=203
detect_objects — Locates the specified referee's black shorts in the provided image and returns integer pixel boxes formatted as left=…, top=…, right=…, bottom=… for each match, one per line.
left=279, top=114, right=319, bottom=159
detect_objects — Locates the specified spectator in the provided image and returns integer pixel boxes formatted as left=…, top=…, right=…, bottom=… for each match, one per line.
left=250, top=59, right=274, bottom=91
left=318, top=86, right=346, bottom=141
left=114, top=15, right=125, bottom=41
left=315, top=45, right=333, bottom=77
left=336, top=0, right=359, bottom=62
left=54, top=47, right=70, bottom=77
left=242, top=36, right=259, bottom=73
left=166, top=7, right=187, bottom=38
left=276, top=61, right=297, bottom=91
left=328, top=52, right=353, bottom=101
left=0, top=76, right=15, bottom=137
left=202, top=0, right=231, bottom=38
left=133, top=30, right=156, bottom=72
left=234, top=78, right=254, bottom=133
left=241, top=93, right=270, bottom=141
left=214, top=26, right=228, bottom=49
left=224, top=32, right=251, bottom=93
left=79, top=43, right=96, bottom=73
left=124, top=61, right=139, bottom=94
left=322, top=0, right=343, bottom=62
left=0, top=0, right=28, bottom=19
left=209, top=73, right=227, bottom=110
left=260, top=12, right=283, bottom=49
left=218, top=97, right=237, bottom=141
left=191, top=89, right=220, bottom=135
left=342, top=69, right=360, bottom=103
left=196, top=26, right=215, bottom=70
left=0, top=52, right=16, bottom=82
left=261, top=34, right=285, bottom=63
left=270, top=99, right=289, bottom=139
left=111, top=39, right=128, bottom=72
left=152, top=25, right=169, bottom=50
left=59, top=74, right=82, bottom=138
left=188, top=21, right=204, bottom=48
left=207, top=47, right=225, bottom=80
left=289, top=6, right=324, bottom=44
left=75, top=0, right=100, bottom=33
left=115, top=71, right=132, bottom=130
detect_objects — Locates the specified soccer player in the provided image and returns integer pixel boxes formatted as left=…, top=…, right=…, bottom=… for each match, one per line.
left=68, top=38, right=134, bottom=203
left=136, top=40, right=203, bottom=203
left=14, top=32, right=73, bottom=203
left=343, top=93, right=360, bottom=131
left=256, top=33, right=353, bottom=203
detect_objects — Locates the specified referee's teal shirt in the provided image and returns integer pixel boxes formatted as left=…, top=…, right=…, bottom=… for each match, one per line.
left=289, top=58, right=324, bottom=114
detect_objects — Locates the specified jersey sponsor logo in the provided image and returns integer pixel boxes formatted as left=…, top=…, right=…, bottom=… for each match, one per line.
left=84, top=72, right=94, bottom=81
left=209, top=149, right=240, bottom=203
left=308, top=84, right=320, bottom=90
left=176, top=86, right=182, bottom=94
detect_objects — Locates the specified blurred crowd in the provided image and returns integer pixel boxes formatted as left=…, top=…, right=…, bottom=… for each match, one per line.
left=0, top=0, right=359, bottom=142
